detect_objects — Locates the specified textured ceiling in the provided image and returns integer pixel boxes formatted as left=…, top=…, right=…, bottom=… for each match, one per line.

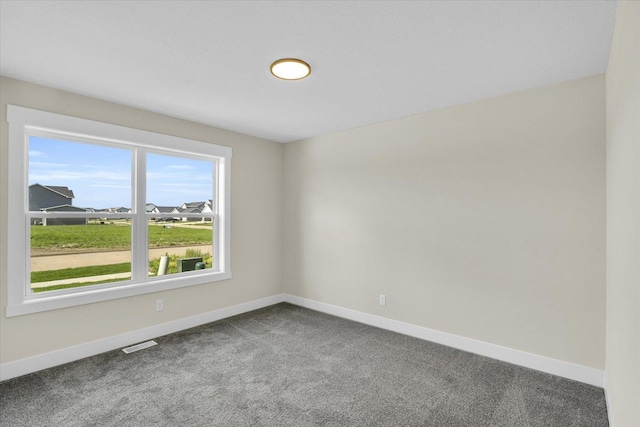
left=0, top=1, right=617, bottom=143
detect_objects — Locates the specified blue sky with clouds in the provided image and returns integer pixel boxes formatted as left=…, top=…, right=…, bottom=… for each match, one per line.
left=29, top=136, right=214, bottom=209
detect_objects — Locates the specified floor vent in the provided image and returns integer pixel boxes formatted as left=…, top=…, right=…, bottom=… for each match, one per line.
left=122, top=340, right=158, bottom=354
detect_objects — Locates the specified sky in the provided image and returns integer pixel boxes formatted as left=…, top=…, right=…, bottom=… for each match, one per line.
left=29, top=136, right=214, bottom=209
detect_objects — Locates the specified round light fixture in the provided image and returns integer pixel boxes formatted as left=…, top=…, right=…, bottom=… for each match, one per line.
left=270, top=58, right=311, bottom=80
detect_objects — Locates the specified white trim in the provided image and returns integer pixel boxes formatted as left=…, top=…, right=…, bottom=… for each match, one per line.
left=1, top=294, right=606, bottom=388
left=7, top=268, right=232, bottom=318
left=0, top=294, right=285, bottom=382
left=604, top=374, right=615, bottom=426
left=132, top=148, right=147, bottom=282
left=5, top=105, right=232, bottom=317
left=8, top=106, right=233, bottom=158
left=282, top=294, right=605, bottom=387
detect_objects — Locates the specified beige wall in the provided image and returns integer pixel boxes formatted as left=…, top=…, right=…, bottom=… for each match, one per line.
left=0, top=76, right=284, bottom=364
left=605, top=1, right=640, bottom=425
left=284, top=75, right=606, bottom=369
left=0, top=70, right=611, bottom=377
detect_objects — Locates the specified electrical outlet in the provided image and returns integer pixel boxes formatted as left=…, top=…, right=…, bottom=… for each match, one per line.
left=379, top=294, right=386, bottom=306
left=156, top=299, right=164, bottom=312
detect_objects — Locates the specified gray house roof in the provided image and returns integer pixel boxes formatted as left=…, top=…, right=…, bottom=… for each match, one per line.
left=175, top=206, right=203, bottom=214
left=109, top=207, right=131, bottom=213
left=29, top=183, right=76, bottom=212
left=30, top=184, right=75, bottom=199
left=154, top=206, right=176, bottom=213
left=40, top=204, right=87, bottom=212
left=181, top=201, right=207, bottom=210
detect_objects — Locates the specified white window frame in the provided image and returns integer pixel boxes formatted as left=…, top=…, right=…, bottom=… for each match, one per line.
left=6, top=105, right=232, bottom=317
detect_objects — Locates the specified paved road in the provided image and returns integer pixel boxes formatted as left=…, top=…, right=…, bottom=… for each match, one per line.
left=30, top=245, right=212, bottom=272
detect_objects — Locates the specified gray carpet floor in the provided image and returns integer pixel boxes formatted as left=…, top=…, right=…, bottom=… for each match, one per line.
left=0, top=303, right=608, bottom=426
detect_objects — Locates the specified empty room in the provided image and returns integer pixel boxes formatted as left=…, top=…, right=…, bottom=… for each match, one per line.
left=0, top=1, right=638, bottom=426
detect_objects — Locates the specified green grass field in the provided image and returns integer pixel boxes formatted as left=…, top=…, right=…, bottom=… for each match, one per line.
left=31, top=223, right=212, bottom=251
left=31, top=262, right=131, bottom=283
left=30, top=224, right=214, bottom=293
left=32, top=277, right=128, bottom=293
left=32, top=250, right=212, bottom=292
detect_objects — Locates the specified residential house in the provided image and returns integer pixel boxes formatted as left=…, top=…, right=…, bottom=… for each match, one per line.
left=28, top=184, right=87, bottom=225
left=108, top=207, right=131, bottom=214
left=151, top=206, right=176, bottom=214
left=150, top=206, right=178, bottom=221
left=179, top=201, right=205, bottom=210
left=39, top=205, right=88, bottom=226
left=29, top=184, right=74, bottom=211
left=174, top=201, right=213, bottom=221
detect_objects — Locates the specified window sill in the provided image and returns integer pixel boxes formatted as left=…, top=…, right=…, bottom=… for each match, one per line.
left=6, top=271, right=232, bottom=317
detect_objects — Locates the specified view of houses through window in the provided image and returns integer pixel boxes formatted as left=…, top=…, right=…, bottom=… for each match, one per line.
left=29, top=136, right=215, bottom=294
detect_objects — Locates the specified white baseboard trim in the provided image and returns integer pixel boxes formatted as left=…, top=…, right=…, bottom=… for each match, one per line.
left=2, top=293, right=605, bottom=389
left=283, top=294, right=605, bottom=388
left=0, top=294, right=286, bottom=382
left=604, top=374, right=615, bottom=426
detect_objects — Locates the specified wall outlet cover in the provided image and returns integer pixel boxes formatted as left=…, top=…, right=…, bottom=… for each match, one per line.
left=379, top=294, right=386, bottom=306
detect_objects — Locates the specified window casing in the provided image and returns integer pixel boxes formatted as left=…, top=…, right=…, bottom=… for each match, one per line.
left=6, top=105, right=232, bottom=317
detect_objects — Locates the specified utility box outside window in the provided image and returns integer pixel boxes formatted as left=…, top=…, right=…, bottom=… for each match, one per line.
left=178, top=257, right=203, bottom=273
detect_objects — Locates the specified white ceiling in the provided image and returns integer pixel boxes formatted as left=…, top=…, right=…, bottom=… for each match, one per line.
left=0, top=1, right=617, bottom=143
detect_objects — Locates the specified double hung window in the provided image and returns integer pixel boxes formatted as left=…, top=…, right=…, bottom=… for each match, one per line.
left=6, top=105, right=232, bottom=316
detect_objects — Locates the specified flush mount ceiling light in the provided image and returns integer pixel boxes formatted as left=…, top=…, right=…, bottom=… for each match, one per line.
left=270, top=58, right=311, bottom=80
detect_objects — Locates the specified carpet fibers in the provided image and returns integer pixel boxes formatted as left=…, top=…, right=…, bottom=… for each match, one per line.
left=0, top=303, right=608, bottom=426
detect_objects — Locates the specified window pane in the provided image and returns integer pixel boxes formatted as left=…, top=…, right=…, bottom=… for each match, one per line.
left=30, top=218, right=132, bottom=293
left=146, top=153, right=214, bottom=213
left=147, top=153, right=215, bottom=277
left=148, top=219, right=213, bottom=277
left=29, top=136, right=132, bottom=213
left=8, top=105, right=231, bottom=316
